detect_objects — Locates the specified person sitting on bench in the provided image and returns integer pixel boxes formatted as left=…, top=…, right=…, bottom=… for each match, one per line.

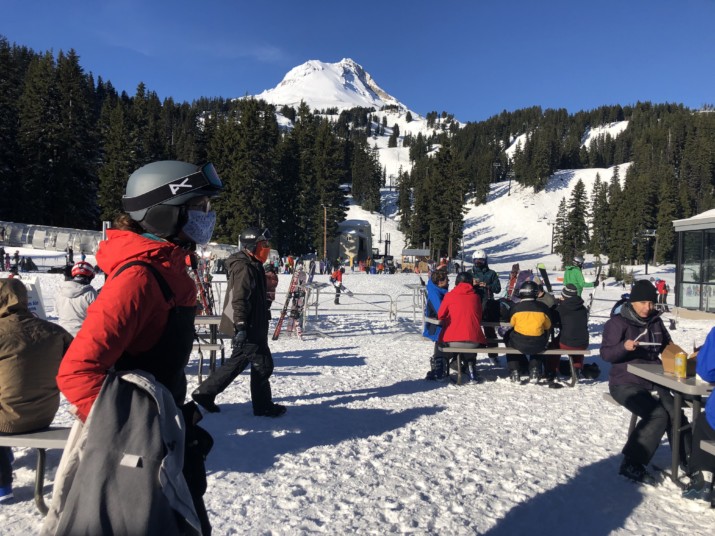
left=437, top=271, right=487, bottom=383
left=0, top=278, right=72, bottom=503
left=503, top=280, right=552, bottom=384
left=600, top=279, right=690, bottom=485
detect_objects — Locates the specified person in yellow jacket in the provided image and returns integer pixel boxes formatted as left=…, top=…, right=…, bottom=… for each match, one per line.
left=504, top=280, right=553, bottom=383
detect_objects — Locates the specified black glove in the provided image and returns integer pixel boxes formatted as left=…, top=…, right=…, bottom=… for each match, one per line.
left=232, top=323, right=247, bottom=348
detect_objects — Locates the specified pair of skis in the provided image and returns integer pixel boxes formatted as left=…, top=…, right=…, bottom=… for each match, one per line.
left=188, top=254, right=215, bottom=315
left=272, top=270, right=301, bottom=340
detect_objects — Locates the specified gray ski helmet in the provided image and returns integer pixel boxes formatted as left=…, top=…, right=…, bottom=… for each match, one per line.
left=573, top=254, right=585, bottom=266
left=518, top=280, right=540, bottom=299
left=239, top=227, right=271, bottom=251
left=122, top=161, right=223, bottom=237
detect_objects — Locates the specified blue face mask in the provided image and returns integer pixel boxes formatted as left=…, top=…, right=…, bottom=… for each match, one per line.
left=182, top=210, right=216, bottom=246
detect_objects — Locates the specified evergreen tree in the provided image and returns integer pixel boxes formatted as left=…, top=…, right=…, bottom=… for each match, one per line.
left=53, top=49, right=99, bottom=227
left=552, top=197, right=568, bottom=263
left=16, top=51, right=61, bottom=224
left=98, top=99, right=134, bottom=220
left=654, top=174, right=678, bottom=263
left=588, top=174, right=609, bottom=255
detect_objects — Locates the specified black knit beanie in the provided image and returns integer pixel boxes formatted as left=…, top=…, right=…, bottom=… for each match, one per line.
left=630, top=280, right=657, bottom=303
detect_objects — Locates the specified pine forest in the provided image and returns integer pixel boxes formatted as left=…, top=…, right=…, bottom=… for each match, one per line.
left=1, top=37, right=714, bottom=266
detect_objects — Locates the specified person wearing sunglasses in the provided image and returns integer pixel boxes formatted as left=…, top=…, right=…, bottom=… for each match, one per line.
left=48, top=161, right=223, bottom=535
left=192, top=226, right=287, bottom=418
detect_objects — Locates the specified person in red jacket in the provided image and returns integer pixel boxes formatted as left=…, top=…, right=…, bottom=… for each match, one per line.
left=437, top=271, right=488, bottom=383
left=55, top=160, right=223, bottom=534
left=331, top=264, right=344, bottom=304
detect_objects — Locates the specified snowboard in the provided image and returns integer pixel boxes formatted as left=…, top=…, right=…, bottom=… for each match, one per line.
left=536, top=263, right=552, bottom=293
left=510, top=270, right=535, bottom=302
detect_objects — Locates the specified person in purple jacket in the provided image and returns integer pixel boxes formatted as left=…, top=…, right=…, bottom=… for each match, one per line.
left=600, top=279, right=692, bottom=485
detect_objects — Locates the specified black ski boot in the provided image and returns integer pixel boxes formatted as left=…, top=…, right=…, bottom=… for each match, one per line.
left=192, top=391, right=220, bottom=413
left=254, top=403, right=287, bottom=417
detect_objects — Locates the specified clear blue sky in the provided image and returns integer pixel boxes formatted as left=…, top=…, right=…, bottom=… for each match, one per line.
left=2, top=0, right=714, bottom=122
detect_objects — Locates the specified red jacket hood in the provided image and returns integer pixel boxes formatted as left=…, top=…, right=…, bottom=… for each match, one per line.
left=97, top=229, right=188, bottom=276
left=452, top=282, right=476, bottom=295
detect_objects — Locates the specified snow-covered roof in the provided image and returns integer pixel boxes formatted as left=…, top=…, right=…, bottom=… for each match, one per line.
left=672, top=208, right=715, bottom=231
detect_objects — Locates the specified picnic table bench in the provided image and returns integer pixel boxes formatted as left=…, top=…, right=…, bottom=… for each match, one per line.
left=0, top=426, right=71, bottom=514
left=425, top=316, right=590, bottom=386
left=438, top=345, right=590, bottom=386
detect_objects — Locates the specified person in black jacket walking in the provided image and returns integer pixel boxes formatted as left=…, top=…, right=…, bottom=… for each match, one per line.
left=192, top=227, right=287, bottom=417
left=545, top=283, right=589, bottom=381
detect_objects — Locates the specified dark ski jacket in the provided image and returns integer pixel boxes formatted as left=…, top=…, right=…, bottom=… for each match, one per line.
left=600, top=303, right=670, bottom=388
left=553, top=295, right=589, bottom=348
left=422, top=278, right=448, bottom=342
left=220, top=250, right=269, bottom=343
left=470, top=263, right=501, bottom=306
left=507, top=298, right=552, bottom=355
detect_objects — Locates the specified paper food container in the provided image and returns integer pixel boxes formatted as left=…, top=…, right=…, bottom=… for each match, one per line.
left=661, top=343, right=697, bottom=376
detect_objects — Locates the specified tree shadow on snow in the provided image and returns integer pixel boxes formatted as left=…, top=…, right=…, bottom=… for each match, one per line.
left=482, top=455, right=645, bottom=536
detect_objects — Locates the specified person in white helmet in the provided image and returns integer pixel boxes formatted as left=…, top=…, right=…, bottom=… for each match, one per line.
left=470, top=249, right=501, bottom=364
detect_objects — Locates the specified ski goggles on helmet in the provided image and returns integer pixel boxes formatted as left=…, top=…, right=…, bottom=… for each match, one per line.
left=122, top=163, right=223, bottom=213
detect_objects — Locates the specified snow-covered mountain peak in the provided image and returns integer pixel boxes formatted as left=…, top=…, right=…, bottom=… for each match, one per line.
left=253, top=58, right=404, bottom=112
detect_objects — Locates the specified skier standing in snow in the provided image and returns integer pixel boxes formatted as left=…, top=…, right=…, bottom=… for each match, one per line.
left=54, top=160, right=222, bottom=534
left=563, top=254, right=594, bottom=297
left=600, top=280, right=691, bottom=485
left=470, top=249, right=501, bottom=364
left=331, top=264, right=344, bottom=304
left=192, top=227, right=287, bottom=418
left=423, top=269, right=449, bottom=380
left=56, top=261, right=98, bottom=336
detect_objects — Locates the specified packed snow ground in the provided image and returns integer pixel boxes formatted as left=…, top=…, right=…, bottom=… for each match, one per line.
left=2, top=170, right=715, bottom=534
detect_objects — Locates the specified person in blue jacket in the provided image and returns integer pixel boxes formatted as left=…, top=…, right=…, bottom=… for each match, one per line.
left=423, top=269, right=449, bottom=380
left=683, top=326, right=715, bottom=503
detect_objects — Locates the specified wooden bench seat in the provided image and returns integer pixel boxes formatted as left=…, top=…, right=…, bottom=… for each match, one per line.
left=438, top=346, right=590, bottom=386
left=0, top=426, right=71, bottom=515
